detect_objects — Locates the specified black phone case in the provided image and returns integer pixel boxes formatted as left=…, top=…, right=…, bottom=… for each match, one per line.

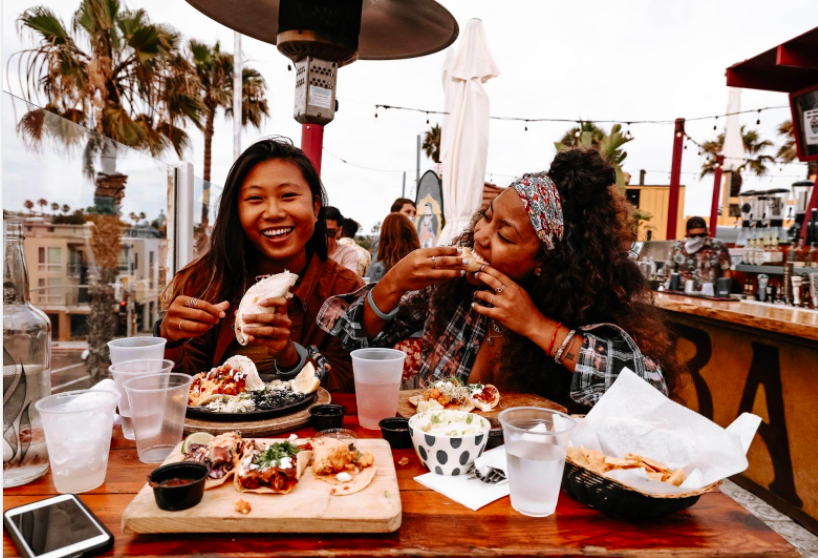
left=3, top=495, right=114, bottom=558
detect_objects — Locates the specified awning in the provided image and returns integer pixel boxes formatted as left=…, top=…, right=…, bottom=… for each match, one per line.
left=726, top=26, right=818, bottom=93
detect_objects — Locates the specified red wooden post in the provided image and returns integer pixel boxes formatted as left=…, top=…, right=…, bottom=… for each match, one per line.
left=666, top=118, right=685, bottom=240
left=800, top=176, right=818, bottom=242
left=301, top=123, right=325, bottom=175
left=709, top=155, right=724, bottom=237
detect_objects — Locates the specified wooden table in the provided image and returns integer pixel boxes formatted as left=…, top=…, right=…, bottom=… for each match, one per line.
left=3, top=394, right=798, bottom=557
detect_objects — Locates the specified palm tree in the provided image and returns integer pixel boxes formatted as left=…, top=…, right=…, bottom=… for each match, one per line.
left=777, top=120, right=817, bottom=179
left=555, top=123, right=633, bottom=187
left=422, top=124, right=442, bottom=163
left=700, top=126, right=776, bottom=195
left=12, top=0, right=203, bottom=382
left=61, top=204, right=70, bottom=215
left=557, top=121, right=607, bottom=150
left=12, top=1, right=203, bottom=177
left=37, top=198, right=48, bottom=215
left=188, top=40, right=268, bottom=250
left=23, top=200, right=34, bottom=214
left=50, top=202, right=60, bottom=214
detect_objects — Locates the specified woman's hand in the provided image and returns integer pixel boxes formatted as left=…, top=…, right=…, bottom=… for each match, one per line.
left=160, top=296, right=229, bottom=342
left=471, top=267, right=542, bottom=337
left=239, top=297, right=298, bottom=365
left=380, top=246, right=467, bottom=296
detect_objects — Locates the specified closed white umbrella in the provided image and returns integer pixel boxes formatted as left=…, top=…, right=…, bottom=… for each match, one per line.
left=437, top=19, right=499, bottom=246
left=720, top=88, right=745, bottom=172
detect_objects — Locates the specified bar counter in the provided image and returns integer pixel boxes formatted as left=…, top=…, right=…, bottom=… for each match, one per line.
left=654, top=291, right=818, bottom=534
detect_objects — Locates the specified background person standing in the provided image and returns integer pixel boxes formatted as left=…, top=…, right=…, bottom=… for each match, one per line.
left=325, top=206, right=358, bottom=272
left=665, top=216, right=732, bottom=291
left=338, top=217, right=371, bottom=277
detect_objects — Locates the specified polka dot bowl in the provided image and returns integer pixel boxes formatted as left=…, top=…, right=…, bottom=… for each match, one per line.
left=408, top=410, right=491, bottom=476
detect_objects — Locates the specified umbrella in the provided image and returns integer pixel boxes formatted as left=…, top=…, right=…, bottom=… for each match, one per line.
left=437, top=19, right=499, bottom=246
left=720, top=88, right=746, bottom=172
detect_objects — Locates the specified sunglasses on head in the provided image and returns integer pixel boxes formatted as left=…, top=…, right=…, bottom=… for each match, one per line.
left=326, top=228, right=339, bottom=236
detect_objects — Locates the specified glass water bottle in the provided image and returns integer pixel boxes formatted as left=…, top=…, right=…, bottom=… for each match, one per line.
left=3, top=221, right=51, bottom=487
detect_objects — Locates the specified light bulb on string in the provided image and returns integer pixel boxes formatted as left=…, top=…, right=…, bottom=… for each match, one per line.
left=626, top=123, right=631, bottom=138
left=426, top=112, right=429, bottom=125
left=714, top=115, right=718, bottom=131
left=756, top=109, right=761, bottom=127
left=375, top=106, right=379, bottom=119
left=524, top=121, right=528, bottom=132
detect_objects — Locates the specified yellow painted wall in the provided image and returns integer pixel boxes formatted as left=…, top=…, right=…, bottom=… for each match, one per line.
left=629, top=186, right=686, bottom=241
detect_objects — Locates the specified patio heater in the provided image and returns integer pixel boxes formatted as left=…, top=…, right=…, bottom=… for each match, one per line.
left=185, top=0, right=459, bottom=175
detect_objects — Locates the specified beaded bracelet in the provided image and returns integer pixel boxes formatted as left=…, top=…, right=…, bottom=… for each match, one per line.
left=367, top=288, right=400, bottom=321
left=545, top=322, right=563, bottom=356
left=554, top=330, right=578, bottom=365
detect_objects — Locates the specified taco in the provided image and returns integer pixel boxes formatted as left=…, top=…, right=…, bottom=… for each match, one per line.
left=311, top=437, right=376, bottom=496
left=188, top=355, right=263, bottom=406
left=234, top=439, right=312, bottom=495
left=235, top=272, right=299, bottom=346
left=183, top=431, right=244, bottom=489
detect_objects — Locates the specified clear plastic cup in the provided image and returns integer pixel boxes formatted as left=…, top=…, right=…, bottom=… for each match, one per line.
left=498, top=407, right=576, bottom=518
left=351, top=348, right=406, bottom=430
left=34, top=390, right=118, bottom=494
left=109, top=359, right=174, bottom=440
left=108, top=336, right=167, bottom=365
left=124, top=373, right=192, bottom=463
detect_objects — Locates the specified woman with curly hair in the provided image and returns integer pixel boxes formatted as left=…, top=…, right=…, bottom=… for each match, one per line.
left=318, top=148, right=682, bottom=409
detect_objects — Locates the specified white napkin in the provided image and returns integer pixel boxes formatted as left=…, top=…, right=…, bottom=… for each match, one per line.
left=570, top=368, right=761, bottom=494
left=414, top=446, right=509, bottom=511
left=91, top=379, right=121, bottom=426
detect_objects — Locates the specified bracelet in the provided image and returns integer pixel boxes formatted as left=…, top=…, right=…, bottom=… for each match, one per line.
left=275, top=342, right=308, bottom=378
left=545, top=322, right=563, bottom=356
left=554, top=330, right=578, bottom=365
left=367, top=288, right=400, bottom=320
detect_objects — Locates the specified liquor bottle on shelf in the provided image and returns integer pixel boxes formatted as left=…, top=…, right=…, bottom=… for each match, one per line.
left=810, top=243, right=818, bottom=269
left=792, top=239, right=807, bottom=268
left=3, top=222, right=51, bottom=488
left=770, top=236, right=784, bottom=265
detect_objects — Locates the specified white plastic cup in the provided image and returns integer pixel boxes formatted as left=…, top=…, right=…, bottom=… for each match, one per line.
left=35, top=390, right=118, bottom=494
left=499, top=407, right=576, bottom=518
left=702, top=283, right=715, bottom=297
left=351, top=348, right=406, bottom=430
left=108, top=337, right=167, bottom=365
left=124, top=373, right=192, bottom=463
left=109, top=359, right=174, bottom=440
left=684, top=279, right=696, bottom=294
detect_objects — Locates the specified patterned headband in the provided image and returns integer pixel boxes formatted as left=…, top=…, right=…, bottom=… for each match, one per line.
left=510, top=172, right=564, bottom=251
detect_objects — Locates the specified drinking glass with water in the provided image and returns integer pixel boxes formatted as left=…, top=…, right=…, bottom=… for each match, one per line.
left=350, top=349, right=406, bottom=430
left=498, top=407, right=576, bottom=517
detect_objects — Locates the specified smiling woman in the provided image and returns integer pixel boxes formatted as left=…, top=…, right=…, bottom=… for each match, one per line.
left=158, top=138, right=364, bottom=392
left=318, top=148, right=683, bottom=411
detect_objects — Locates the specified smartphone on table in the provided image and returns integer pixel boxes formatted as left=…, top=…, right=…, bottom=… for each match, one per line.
left=3, top=494, right=114, bottom=558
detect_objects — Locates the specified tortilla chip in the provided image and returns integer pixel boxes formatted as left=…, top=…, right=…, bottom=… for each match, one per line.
left=603, top=457, right=641, bottom=471
left=566, top=446, right=587, bottom=467
left=668, top=467, right=687, bottom=486
left=585, top=450, right=606, bottom=474
left=625, top=453, right=670, bottom=473
left=316, top=466, right=377, bottom=496
left=408, top=394, right=420, bottom=407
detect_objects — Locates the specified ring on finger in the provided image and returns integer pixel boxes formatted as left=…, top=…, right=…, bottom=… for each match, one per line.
left=490, top=293, right=496, bottom=305
left=184, top=299, right=192, bottom=308
left=496, top=284, right=505, bottom=294
left=191, top=297, right=199, bottom=307
left=179, top=319, right=186, bottom=331
left=432, top=256, right=437, bottom=269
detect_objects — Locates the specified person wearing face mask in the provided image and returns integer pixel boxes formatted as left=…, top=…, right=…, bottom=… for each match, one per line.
left=665, top=216, right=732, bottom=291
left=318, top=148, right=683, bottom=411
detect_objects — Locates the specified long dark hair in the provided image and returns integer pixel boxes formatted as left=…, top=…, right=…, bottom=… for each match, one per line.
left=378, top=213, right=421, bottom=271
left=428, top=147, right=684, bottom=406
left=161, top=137, right=329, bottom=308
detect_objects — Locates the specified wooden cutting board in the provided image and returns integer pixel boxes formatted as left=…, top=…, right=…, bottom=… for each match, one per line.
left=397, top=389, right=566, bottom=421
left=184, top=388, right=331, bottom=437
left=122, top=438, right=401, bottom=534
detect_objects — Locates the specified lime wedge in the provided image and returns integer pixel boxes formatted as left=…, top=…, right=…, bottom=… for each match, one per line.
left=182, top=431, right=214, bottom=453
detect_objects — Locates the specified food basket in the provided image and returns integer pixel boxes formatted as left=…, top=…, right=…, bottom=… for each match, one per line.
left=561, top=457, right=721, bottom=519
left=561, top=415, right=721, bottom=519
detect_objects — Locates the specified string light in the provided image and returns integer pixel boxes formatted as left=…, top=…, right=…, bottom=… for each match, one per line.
left=713, top=115, right=718, bottom=131
left=524, top=120, right=528, bottom=132
left=426, top=112, right=429, bottom=124
left=374, top=106, right=378, bottom=119
left=347, top=100, right=788, bottom=126
left=756, top=109, right=761, bottom=126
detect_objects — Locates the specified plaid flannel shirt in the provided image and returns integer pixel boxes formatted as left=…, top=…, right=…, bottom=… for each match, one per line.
left=317, top=284, right=668, bottom=407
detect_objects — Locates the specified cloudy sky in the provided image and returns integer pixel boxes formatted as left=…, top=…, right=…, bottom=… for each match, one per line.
left=2, top=0, right=814, bottom=232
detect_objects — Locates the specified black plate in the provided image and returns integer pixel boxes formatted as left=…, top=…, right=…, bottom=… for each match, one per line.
left=186, top=391, right=318, bottom=422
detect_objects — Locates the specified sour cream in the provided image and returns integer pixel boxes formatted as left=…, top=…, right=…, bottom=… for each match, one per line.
left=411, top=410, right=490, bottom=437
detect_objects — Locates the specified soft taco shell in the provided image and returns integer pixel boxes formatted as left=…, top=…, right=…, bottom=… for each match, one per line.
left=315, top=466, right=378, bottom=496
left=234, top=449, right=313, bottom=495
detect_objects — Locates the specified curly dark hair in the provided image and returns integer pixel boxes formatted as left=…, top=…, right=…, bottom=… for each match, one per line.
left=428, top=147, right=684, bottom=408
